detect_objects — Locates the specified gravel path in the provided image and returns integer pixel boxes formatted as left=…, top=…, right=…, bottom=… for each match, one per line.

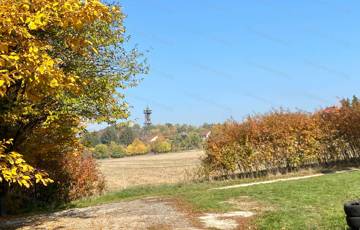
left=0, top=198, right=199, bottom=230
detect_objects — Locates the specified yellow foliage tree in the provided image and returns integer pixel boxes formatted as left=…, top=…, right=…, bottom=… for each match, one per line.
left=0, top=0, right=146, bottom=213
left=0, top=139, right=52, bottom=188
left=152, top=139, right=172, bottom=153
left=126, top=139, right=149, bottom=155
left=0, top=0, right=117, bottom=190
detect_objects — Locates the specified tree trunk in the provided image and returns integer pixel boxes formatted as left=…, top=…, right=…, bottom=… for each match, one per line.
left=0, top=182, right=8, bottom=216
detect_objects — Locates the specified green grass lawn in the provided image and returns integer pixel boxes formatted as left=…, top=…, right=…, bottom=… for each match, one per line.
left=72, top=171, right=360, bottom=229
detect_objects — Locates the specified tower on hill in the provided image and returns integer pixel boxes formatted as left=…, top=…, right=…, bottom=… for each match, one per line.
left=144, top=106, right=152, bottom=127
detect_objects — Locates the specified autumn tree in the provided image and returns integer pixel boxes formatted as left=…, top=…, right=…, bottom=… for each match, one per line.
left=0, top=0, right=146, bottom=214
left=152, top=139, right=172, bottom=153
left=126, top=139, right=149, bottom=155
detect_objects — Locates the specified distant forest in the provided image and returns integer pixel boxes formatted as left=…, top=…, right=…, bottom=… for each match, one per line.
left=82, top=123, right=213, bottom=158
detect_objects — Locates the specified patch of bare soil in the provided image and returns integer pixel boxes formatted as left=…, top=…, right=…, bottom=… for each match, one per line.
left=0, top=196, right=266, bottom=230
left=197, top=196, right=273, bottom=230
left=223, top=196, right=274, bottom=213
left=171, top=196, right=263, bottom=230
left=199, top=211, right=255, bottom=230
left=0, top=198, right=200, bottom=230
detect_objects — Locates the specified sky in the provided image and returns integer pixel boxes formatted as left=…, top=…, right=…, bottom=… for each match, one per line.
left=89, top=0, right=360, bottom=130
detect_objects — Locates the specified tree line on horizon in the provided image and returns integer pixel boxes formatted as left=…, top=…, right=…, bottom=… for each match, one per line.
left=82, top=123, right=213, bottom=158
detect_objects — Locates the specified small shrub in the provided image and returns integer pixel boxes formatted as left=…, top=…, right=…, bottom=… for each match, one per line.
left=64, top=153, right=105, bottom=200
left=126, top=138, right=149, bottom=155
left=111, top=151, right=124, bottom=158
left=109, top=142, right=126, bottom=158
left=93, top=144, right=110, bottom=159
left=171, top=132, right=202, bottom=151
left=152, top=139, right=172, bottom=153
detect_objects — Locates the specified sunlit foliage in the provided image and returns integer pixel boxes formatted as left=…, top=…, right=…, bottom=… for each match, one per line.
left=126, top=138, right=149, bottom=155
left=204, top=97, right=360, bottom=178
left=152, top=139, right=172, bottom=153
left=0, top=139, right=52, bottom=188
left=0, top=0, right=146, bottom=212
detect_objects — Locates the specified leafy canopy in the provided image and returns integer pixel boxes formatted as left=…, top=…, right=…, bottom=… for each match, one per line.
left=0, top=0, right=146, bottom=188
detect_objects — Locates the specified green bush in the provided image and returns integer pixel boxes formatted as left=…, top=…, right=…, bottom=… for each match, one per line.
left=109, top=142, right=126, bottom=158
left=111, top=151, right=125, bottom=158
left=171, top=132, right=202, bottom=151
left=93, top=144, right=110, bottom=159
left=152, top=140, right=172, bottom=153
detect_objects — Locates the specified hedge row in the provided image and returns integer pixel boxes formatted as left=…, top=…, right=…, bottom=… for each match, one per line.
left=203, top=96, right=360, bottom=178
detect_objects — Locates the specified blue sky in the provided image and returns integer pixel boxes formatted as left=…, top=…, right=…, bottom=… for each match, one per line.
left=89, top=0, right=360, bottom=130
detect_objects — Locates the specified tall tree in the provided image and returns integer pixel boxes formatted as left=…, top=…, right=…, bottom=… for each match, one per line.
left=0, top=0, right=146, bottom=213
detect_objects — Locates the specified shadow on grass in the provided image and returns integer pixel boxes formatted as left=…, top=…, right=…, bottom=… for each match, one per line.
left=0, top=204, right=99, bottom=230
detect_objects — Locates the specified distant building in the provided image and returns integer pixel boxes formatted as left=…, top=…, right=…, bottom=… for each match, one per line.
left=200, top=130, right=211, bottom=140
left=144, top=106, right=152, bottom=127
left=128, top=121, right=135, bottom=127
left=150, top=135, right=159, bottom=143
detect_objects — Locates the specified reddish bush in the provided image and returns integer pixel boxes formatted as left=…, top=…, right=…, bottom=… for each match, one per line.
left=5, top=117, right=105, bottom=214
left=203, top=97, right=360, bottom=178
left=62, top=152, right=105, bottom=200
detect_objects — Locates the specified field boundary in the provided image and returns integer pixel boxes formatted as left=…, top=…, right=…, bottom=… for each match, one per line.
left=211, top=168, right=359, bottom=190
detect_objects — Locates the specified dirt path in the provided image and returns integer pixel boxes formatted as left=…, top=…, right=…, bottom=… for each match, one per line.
left=0, top=197, right=259, bottom=230
left=0, top=198, right=200, bottom=230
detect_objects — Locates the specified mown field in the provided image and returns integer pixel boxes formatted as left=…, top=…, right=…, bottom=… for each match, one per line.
left=98, top=150, right=204, bottom=191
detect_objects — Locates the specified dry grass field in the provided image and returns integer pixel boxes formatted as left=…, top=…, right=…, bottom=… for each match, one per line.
left=98, top=150, right=205, bottom=191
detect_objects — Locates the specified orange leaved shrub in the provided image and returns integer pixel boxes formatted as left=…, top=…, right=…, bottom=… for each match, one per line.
left=203, top=97, right=360, bottom=178
left=5, top=117, right=105, bottom=213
